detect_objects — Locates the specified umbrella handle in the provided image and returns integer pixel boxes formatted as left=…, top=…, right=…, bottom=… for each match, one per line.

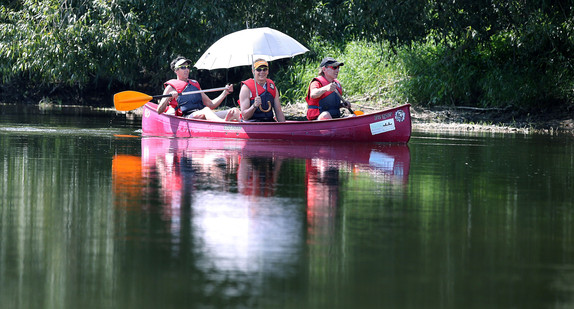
left=260, top=101, right=272, bottom=112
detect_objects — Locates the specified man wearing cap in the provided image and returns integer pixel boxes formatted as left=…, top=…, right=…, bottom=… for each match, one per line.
left=305, top=57, right=353, bottom=120
left=239, top=59, right=286, bottom=122
left=158, top=56, right=240, bottom=122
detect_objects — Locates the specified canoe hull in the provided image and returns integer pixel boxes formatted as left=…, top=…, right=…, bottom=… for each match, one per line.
left=141, top=103, right=411, bottom=143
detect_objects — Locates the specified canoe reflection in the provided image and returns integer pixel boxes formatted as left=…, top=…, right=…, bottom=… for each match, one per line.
left=112, top=138, right=410, bottom=283
left=238, top=155, right=283, bottom=198
left=113, top=138, right=410, bottom=208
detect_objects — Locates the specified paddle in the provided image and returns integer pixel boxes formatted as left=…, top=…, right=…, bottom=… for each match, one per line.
left=113, top=87, right=228, bottom=111
left=344, top=102, right=364, bottom=116
left=333, top=90, right=364, bottom=116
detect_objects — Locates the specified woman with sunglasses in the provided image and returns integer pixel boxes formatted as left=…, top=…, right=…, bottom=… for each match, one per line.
left=157, top=56, right=240, bottom=122
left=238, top=59, right=286, bottom=122
left=305, top=57, right=353, bottom=120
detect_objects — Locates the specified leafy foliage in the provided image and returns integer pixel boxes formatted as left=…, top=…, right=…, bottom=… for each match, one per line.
left=398, top=3, right=574, bottom=108
left=1, top=0, right=573, bottom=110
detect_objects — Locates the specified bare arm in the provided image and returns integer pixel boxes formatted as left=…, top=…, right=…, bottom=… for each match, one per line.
left=239, top=84, right=261, bottom=121
left=157, top=85, right=176, bottom=114
left=309, top=81, right=337, bottom=99
left=202, top=84, right=233, bottom=109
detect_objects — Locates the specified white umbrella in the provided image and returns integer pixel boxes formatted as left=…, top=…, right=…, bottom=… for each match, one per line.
left=194, top=27, right=309, bottom=70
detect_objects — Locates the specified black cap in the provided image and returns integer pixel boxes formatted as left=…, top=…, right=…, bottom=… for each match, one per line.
left=320, top=57, right=344, bottom=67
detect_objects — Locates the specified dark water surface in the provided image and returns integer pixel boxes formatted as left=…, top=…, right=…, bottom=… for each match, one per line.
left=1, top=104, right=574, bottom=308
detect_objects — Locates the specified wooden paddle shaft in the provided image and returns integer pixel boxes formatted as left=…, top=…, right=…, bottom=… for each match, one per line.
left=114, top=87, right=230, bottom=111
left=153, top=86, right=228, bottom=99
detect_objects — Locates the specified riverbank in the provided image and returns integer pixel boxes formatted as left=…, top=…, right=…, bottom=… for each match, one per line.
left=409, top=105, right=574, bottom=135
left=278, top=101, right=574, bottom=135
left=12, top=99, right=572, bottom=136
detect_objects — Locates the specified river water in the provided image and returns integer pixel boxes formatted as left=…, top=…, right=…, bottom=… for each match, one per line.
left=1, top=104, right=573, bottom=309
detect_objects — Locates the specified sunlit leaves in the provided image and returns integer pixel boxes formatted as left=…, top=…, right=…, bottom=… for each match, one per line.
left=1, top=0, right=152, bottom=88
left=1, top=0, right=573, bottom=109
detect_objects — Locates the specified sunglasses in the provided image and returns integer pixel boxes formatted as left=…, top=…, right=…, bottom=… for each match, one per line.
left=177, top=65, right=191, bottom=70
left=329, top=65, right=341, bottom=70
left=255, top=67, right=268, bottom=72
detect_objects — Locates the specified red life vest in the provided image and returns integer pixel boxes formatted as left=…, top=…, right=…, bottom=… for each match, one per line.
left=164, top=79, right=203, bottom=116
left=240, top=78, right=277, bottom=121
left=305, top=76, right=343, bottom=120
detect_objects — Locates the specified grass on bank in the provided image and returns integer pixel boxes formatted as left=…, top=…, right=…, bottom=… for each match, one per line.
left=274, top=39, right=408, bottom=109
left=273, top=35, right=574, bottom=113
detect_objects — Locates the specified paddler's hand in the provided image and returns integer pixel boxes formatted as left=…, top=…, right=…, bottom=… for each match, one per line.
left=254, top=96, right=262, bottom=108
left=224, top=84, right=234, bottom=95
left=169, top=91, right=178, bottom=99
left=326, top=82, right=337, bottom=92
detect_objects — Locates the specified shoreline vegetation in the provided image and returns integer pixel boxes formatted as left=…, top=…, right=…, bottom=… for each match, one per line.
left=2, top=1, right=573, bottom=136
left=47, top=100, right=574, bottom=136
left=5, top=98, right=573, bottom=135
left=122, top=103, right=574, bottom=136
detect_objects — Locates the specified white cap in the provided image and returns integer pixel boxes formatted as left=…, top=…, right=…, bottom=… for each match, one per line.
left=174, top=58, right=191, bottom=68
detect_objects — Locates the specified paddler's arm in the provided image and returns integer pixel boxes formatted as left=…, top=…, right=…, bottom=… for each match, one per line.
left=239, top=84, right=261, bottom=121
left=202, top=84, right=233, bottom=109
left=157, top=85, right=176, bottom=114
left=309, top=81, right=337, bottom=99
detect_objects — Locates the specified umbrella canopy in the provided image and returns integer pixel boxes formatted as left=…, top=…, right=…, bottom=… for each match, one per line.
left=194, top=27, right=309, bottom=70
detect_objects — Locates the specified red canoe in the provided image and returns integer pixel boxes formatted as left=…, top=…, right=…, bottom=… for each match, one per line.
left=141, top=102, right=411, bottom=143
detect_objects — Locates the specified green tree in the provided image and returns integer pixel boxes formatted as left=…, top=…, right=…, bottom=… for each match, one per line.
left=1, top=0, right=574, bottom=110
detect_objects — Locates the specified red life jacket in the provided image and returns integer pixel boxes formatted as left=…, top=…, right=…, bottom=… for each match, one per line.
left=240, top=78, right=277, bottom=121
left=305, top=76, right=343, bottom=120
left=164, top=79, right=203, bottom=116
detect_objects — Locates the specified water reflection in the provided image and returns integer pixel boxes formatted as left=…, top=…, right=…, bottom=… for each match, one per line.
left=112, top=138, right=411, bottom=294
left=113, top=137, right=411, bottom=210
left=7, top=106, right=574, bottom=308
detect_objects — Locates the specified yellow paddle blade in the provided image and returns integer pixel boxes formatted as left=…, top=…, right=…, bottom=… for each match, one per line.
left=113, top=91, right=153, bottom=111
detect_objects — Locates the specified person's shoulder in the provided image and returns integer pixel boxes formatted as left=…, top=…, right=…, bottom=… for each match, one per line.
left=311, top=75, right=328, bottom=85
left=310, top=80, right=322, bottom=88
left=188, top=79, right=201, bottom=88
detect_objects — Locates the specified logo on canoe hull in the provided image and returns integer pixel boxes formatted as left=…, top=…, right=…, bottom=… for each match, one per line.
left=223, top=125, right=242, bottom=131
left=395, top=110, right=405, bottom=122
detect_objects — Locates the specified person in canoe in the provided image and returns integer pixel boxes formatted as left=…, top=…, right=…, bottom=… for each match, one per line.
left=238, top=59, right=286, bottom=122
left=306, top=57, right=354, bottom=121
left=157, top=56, right=240, bottom=122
